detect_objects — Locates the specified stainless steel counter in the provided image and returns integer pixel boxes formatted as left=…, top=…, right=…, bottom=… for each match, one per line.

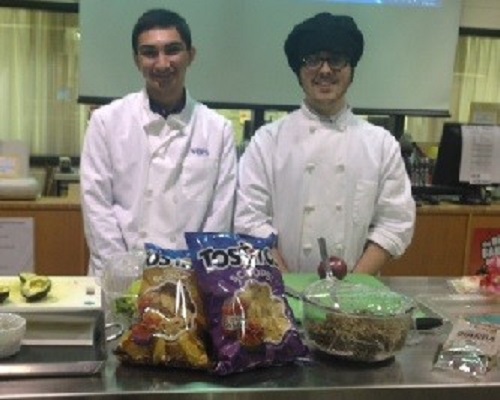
left=1, top=277, right=500, bottom=400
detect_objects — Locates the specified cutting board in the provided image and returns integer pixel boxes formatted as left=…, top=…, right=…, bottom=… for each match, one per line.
left=0, top=276, right=101, bottom=312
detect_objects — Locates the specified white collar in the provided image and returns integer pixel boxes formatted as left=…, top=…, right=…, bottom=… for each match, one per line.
left=301, top=102, right=352, bottom=131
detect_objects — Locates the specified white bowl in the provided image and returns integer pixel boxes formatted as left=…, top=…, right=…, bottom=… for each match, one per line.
left=0, top=313, right=26, bottom=358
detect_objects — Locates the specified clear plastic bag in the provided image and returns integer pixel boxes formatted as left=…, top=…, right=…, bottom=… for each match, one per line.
left=185, top=232, right=308, bottom=375
left=114, top=246, right=210, bottom=370
left=433, top=317, right=500, bottom=378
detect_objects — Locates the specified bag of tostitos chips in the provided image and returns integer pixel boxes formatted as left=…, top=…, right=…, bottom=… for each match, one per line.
left=185, top=232, right=308, bottom=375
left=114, top=244, right=211, bottom=370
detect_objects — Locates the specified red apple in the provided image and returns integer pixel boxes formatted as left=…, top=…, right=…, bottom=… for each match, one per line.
left=317, top=256, right=348, bottom=280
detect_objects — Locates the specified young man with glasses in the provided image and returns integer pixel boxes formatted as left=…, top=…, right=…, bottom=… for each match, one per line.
left=235, top=13, right=415, bottom=275
left=81, top=9, right=237, bottom=277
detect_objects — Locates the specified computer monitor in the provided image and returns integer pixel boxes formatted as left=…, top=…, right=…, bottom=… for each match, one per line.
left=432, top=122, right=498, bottom=205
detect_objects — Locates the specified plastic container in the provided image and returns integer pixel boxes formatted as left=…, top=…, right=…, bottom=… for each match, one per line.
left=303, top=279, right=414, bottom=362
left=102, top=250, right=144, bottom=326
left=0, top=313, right=26, bottom=358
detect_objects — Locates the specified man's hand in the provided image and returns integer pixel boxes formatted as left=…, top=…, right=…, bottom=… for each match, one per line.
left=353, top=241, right=391, bottom=275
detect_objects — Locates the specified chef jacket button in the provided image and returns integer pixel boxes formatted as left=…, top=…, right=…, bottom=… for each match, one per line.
left=309, top=126, right=316, bottom=134
left=146, top=189, right=153, bottom=197
left=336, top=164, right=345, bottom=173
left=139, top=231, right=147, bottom=238
left=303, top=243, right=312, bottom=251
left=306, top=163, right=315, bottom=172
left=304, top=204, right=315, bottom=213
left=335, top=204, right=343, bottom=211
left=170, top=235, right=176, bottom=243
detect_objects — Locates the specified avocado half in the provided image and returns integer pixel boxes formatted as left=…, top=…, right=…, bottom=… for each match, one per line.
left=19, top=272, right=37, bottom=285
left=19, top=274, right=52, bottom=302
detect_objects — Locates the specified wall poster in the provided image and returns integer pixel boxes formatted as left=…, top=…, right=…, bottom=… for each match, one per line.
left=468, top=228, right=500, bottom=275
left=0, top=217, right=34, bottom=275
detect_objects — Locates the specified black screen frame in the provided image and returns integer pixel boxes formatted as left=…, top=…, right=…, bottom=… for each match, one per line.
left=432, top=122, right=493, bottom=205
left=432, top=122, right=464, bottom=187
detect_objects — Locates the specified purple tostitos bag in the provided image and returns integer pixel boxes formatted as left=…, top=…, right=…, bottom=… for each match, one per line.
left=185, top=232, right=308, bottom=375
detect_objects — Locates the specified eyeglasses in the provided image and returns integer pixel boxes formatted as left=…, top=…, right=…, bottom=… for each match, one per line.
left=301, top=54, right=350, bottom=71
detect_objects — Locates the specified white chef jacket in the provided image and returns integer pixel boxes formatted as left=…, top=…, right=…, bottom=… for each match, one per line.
left=234, top=104, right=415, bottom=273
left=81, top=90, right=237, bottom=277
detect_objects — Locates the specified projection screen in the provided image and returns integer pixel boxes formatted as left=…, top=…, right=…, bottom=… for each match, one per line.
left=79, top=0, right=462, bottom=116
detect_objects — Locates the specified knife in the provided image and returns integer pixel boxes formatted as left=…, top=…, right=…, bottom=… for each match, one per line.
left=317, top=237, right=331, bottom=278
left=414, top=316, right=443, bottom=331
left=284, top=285, right=303, bottom=301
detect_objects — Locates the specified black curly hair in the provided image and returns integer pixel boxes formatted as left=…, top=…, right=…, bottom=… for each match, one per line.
left=284, top=13, right=364, bottom=77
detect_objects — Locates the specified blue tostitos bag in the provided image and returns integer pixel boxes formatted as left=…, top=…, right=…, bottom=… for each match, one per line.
left=184, top=232, right=308, bottom=375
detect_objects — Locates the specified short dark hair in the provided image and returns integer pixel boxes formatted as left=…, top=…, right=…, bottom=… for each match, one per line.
left=131, top=9, right=192, bottom=54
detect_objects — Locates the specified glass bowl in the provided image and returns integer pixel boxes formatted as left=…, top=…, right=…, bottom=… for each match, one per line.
left=0, top=313, right=26, bottom=359
left=302, top=279, right=414, bottom=362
